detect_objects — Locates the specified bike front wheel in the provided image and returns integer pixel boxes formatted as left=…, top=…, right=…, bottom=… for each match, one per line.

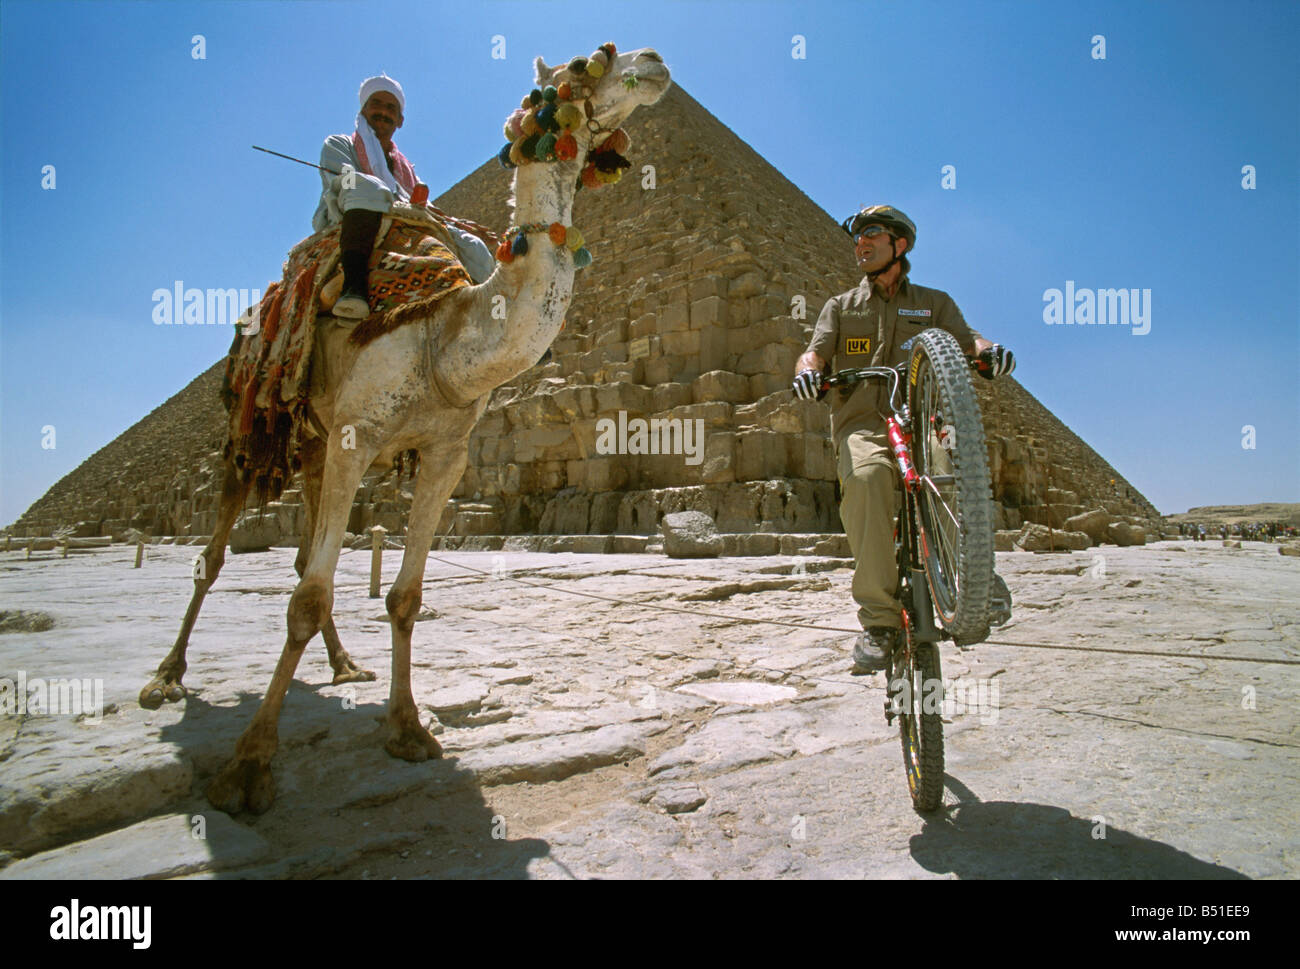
left=892, top=619, right=945, bottom=812
left=906, top=327, right=995, bottom=643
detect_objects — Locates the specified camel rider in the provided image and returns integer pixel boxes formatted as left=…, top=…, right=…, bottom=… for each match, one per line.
left=312, top=74, right=495, bottom=319
left=792, top=205, right=1016, bottom=673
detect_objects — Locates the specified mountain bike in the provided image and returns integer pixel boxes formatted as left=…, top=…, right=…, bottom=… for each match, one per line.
left=820, top=328, right=996, bottom=812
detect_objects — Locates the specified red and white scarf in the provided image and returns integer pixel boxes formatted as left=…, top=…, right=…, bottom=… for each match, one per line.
left=352, top=113, right=417, bottom=198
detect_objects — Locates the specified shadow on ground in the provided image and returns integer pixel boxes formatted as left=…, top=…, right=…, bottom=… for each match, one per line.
left=158, top=678, right=551, bottom=879
left=909, top=777, right=1247, bottom=879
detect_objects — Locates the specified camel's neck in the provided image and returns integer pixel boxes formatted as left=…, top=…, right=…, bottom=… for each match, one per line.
left=434, top=156, right=585, bottom=404
left=511, top=157, right=578, bottom=227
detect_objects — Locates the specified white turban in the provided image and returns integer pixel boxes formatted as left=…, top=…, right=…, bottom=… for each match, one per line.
left=359, top=74, right=405, bottom=113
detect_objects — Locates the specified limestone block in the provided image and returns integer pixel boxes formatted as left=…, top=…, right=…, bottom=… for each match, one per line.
left=749, top=373, right=790, bottom=400
left=455, top=510, right=500, bottom=536
left=736, top=430, right=787, bottom=481
left=629, top=313, right=659, bottom=339
left=1065, top=508, right=1111, bottom=544
left=701, top=431, right=737, bottom=484
left=1106, top=522, right=1146, bottom=547
left=690, top=295, right=727, bottom=329
left=688, top=275, right=727, bottom=302
left=662, top=510, right=724, bottom=558
left=735, top=343, right=790, bottom=377
left=652, top=383, right=693, bottom=412
left=539, top=493, right=591, bottom=534
left=657, top=301, right=690, bottom=333
left=594, top=319, right=628, bottom=346
left=1278, top=543, right=1300, bottom=557
left=1014, top=523, right=1059, bottom=551
left=590, top=492, right=622, bottom=533
left=728, top=270, right=766, bottom=299
left=698, top=326, right=731, bottom=373
left=596, top=382, right=654, bottom=416
left=551, top=385, right=596, bottom=421
left=618, top=491, right=662, bottom=534
left=662, top=329, right=701, bottom=357
left=230, top=511, right=281, bottom=553
left=995, top=529, right=1021, bottom=551
left=735, top=533, right=780, bottom=555
left=692, top=370, right=750, bottom=404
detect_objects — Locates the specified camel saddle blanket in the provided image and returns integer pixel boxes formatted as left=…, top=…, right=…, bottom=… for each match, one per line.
left=221, top=204, right=474, bottom=498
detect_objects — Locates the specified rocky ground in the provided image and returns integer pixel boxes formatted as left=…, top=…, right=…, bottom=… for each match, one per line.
left=0, top=538, right=1296, bottom=879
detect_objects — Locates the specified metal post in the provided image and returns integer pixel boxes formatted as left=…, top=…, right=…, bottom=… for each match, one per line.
left=369, top=526, right=387, bottom=598
left=61, top=538, right=69, bottom=559
left=134, top=540, right=144, bottom=568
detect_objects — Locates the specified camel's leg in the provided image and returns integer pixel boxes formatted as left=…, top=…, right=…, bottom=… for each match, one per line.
left=207, top=441, right=374, bottom=815
left=297, top=450, right=375, bottom=684
left=139, top=461, right=250, bottom=709
left=382, top=450, right=465, bottom=762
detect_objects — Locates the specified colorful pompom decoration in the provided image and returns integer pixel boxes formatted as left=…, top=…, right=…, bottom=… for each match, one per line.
left=528, top=88, right=543, bottom=106
left=495, top=238, right=514, bottom=263
left=565, top=226, right=584, bottom=251
left=557, top=81, right=572, bottom=100
left=555, top=131, right=578, bottom=160
left=548, top=222, right=567, bottom=245
left=534, top=132, right=558, bottom=161
left=511, top=234, right=529, bottom=257
left=568, top=56, right=587, bottom=74
left=497, top=143, right=516, bottom=168
left=542, top=85, right=557, bottom=102
left=536, top=104, right=558, bottom=131
left=586, top=59, right=605, bottom=78
left=572, top=246, right=593, bottom=269
left=554, top=102, right=583, bottom=131
left=521, top=111, right=540, bottom=137
left=600, top=128, right=630, bottom=154
left=508, top=140, right=528, bottom=166
left=581, top=164, right=602, bottom=189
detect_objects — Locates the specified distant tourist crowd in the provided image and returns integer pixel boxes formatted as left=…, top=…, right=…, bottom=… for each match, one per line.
left=1174, top=522, right=1297, bottom=542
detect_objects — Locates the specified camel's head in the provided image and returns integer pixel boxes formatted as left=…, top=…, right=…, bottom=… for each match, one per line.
left=534, top=45, right=671, bottom=135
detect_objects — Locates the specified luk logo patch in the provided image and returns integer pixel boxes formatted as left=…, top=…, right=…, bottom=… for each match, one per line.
left=898, top=308, right=931, bottom=318
left=846, top=337, right=871, bottom=354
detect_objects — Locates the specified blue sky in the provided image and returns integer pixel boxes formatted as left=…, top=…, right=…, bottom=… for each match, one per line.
left=2, top=0, right=1297, bottom=523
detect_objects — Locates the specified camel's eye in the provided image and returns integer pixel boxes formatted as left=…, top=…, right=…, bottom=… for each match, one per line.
left=637, top=50, right=663, bottom=63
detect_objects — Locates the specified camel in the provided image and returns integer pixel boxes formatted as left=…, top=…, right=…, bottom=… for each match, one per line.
left=138, top=47, right=670, bottom=814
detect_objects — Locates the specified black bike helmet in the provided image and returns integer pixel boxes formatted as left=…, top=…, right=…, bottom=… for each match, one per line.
left=840, top=204, right=917, bottom=253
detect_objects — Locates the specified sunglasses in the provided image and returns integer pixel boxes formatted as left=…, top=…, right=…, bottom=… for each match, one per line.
left=853, top=225, right=893, bottom=242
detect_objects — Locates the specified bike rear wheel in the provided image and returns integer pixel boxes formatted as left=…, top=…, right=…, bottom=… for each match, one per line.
left=892, top=617, right=945, bottom=812
left=906, top=328, right=995, bottom=643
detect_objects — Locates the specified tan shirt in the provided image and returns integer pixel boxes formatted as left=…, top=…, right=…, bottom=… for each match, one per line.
left=806, top=274, right=976, bottom=446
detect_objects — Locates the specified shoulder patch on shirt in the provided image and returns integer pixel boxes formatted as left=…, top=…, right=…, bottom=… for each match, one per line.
left=898, top=308, right=932, bottom=318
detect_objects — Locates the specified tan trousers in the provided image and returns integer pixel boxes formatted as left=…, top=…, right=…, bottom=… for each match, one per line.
left=837, top=426, right=902, bottom=630
left=838, top=420, right=954, bottom=630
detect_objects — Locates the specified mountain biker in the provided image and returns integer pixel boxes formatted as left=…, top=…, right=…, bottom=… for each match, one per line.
left=792, top=205, right=1016, bottom=673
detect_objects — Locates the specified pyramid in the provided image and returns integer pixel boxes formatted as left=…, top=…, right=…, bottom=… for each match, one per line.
left=7, top=84, right=1161, bottom=545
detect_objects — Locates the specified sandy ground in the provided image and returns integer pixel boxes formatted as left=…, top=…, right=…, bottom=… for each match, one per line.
left=0, top=538, right=1296, bottom=879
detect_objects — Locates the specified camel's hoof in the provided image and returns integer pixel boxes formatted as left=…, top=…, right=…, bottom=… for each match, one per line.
left=332, top=665, right=377, bottom=685
left=206, top=758, right=276, bottom=815
left=138, top=677, right=186, bottom=710
left=384, top=721, right=443, bottom=762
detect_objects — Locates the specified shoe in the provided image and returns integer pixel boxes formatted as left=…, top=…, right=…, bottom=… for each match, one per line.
left=333, top=287, right=370, bottom=320
left=989, top=571, right=1012, bottom=627
left=852, top=627, right=897, bottom=674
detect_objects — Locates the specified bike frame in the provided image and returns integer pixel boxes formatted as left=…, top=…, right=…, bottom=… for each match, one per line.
left=821, top=365, right=947, bottom=649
